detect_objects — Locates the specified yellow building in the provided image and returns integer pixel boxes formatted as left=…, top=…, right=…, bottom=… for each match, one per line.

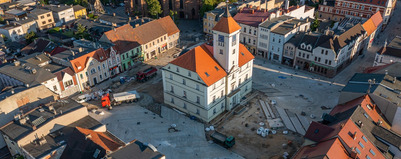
left=73, top=5, right=86, bottom=19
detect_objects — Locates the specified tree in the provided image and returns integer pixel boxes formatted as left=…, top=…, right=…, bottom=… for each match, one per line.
left=311, top=19, right=320, bottom=32
left=145, top=0, right=162, bottom=18
left=200, top=0, right=215, bottom=18
left=169, top=10, right=178, bottom=23
left=75, top=23, right=86, bottom=36
left=25, top=31, right=37, bottom=44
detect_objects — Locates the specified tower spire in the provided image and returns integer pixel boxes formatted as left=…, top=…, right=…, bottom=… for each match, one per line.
left=223, top=0, right=231, bottom=18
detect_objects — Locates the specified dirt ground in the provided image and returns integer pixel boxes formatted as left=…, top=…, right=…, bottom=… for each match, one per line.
left=215, top=95, right=304, bottom=159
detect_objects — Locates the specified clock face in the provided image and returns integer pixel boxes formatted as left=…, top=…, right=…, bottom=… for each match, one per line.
left=218, top=35, right=224, bottom=42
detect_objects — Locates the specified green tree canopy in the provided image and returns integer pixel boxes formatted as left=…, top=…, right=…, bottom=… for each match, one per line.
left=25, top=31, right=37, bottom=44
left=145, top=0, right=162, bottom=18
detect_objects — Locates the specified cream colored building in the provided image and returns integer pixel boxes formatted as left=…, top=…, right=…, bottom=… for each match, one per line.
left=29, top=8, right=55, bottom=30
left=163, top=8, right=254, bottom=122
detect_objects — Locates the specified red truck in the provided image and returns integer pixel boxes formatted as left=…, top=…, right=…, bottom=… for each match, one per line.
left=101, top=91, right=140, bottom=109
left=136, top=67, right=157, bottom=82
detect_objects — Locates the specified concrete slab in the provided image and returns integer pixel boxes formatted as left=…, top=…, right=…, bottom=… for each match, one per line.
left=90, top=105, right=243, bottom=159
left=287, top=111, right=306, bottom=135
left=264, top=101, right=276, bottom=119
left=276, top=106, right=296, bottom=132
left=297, top=113, right=312, bottom=130
left=259, top=100, right=272, bottom=119
left=267, top=118, right=284, bottom=128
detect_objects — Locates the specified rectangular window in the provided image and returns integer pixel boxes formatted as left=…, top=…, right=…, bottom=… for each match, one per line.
left=232, top=34, right=236, bottom=46
left=196, top=96, right=200, bottom=104
left=370, top=149, right=376, bottom=156
left=232, top=49, right=235, bottom=54
left=220, top=49, right=223, bottom=54
left=366, top=155, right=371, bottom=159
left=171, top=97, right=174, bottom=103
left=171, top=85, right=174, bottom=93
left=355, top=147, right=361, bottom=154
left=53, top=85, right=58, bottom=91
left=359, top=141, right=365, bottom=149
left=182, top=79, right=186, bottom=85
left=183, top=91, right=187, bottom=98
left=196, top=84, right=199, bottom=91
left=362, top=136, right=368, bottom=142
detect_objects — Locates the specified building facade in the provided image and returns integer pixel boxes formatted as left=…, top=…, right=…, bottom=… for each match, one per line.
left=0, top=23, right=24, bottom=41
left=72, top=5, right=86, bottom=19
left=125, top=0, right=201, bottom=19
left=162, top=8, right=254, bottom=122
left=42, top=4, right=75, bottom=26
left=374, top=36, right=401, bottom=66
left=29, top=9, right=55, bottom=30
left=318, top=0, right=396, bottom=27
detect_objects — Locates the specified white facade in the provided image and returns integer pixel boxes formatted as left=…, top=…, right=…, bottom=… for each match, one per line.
left=283, top=5, right=315, bottom=20
left=162, top=18, right=253, bottom=122
left=53, top=6, right=75, bottom=26
left=257, top=27, right=270, bottom=58
left=239, top=24, right=259, bottom=54
left=374, top=54, right=401, bottom=66
left=0, top=24, right=24, bottom=42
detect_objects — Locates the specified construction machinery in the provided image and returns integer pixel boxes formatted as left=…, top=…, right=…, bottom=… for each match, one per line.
left=101, top=90, right=140, bottom=109
left=136, top=67, right=157, bottom=82
left=210, top=131, right=235, bottom=148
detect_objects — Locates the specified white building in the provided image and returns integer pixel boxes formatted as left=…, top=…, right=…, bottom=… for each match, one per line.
left=0, top=23, right=24, bottom=42
left=282, top=5, right=315, bottom=20
left=43, top=4, right=75, bottom=26
left=162, top=8, right=254, bottom=122
left=374, top=36, right=401, bottom=66
left=258, top=16, right=310, bottom=62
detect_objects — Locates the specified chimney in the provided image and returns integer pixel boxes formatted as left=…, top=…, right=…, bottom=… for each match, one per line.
left=257, top=6, right=261, bottom=10
left=394, top=77, right=397, bottom=84
left=249, top=5, right=253, bottom=8
left=265, top=0, right=268, bottom=11
left=135, top=16, right=139, bottom=19
left=85, top=134, right=92, bottom=140
left=135, top=24, right=139, bottom=27
left=352, top=131, right=357, bottom=140
left=251, top=9, right=255, bottom=14
left=57, top=5, right=60, bottom=7
left=6, top=21, right=9, bottom=25
left=32, top=125, right=37, bottom=130
left=128, top=17, right=131, bottom=21
left=385, top=70, right=388, bottom=74
left=285, top=0, right=290, bottom=10
left=78, top=47, right=83, bottom=53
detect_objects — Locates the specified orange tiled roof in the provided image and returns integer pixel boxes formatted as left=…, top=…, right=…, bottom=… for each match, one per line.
left=363, top=19, right=376, bottom=36
left=76, top=127, right=123, bottom=151
left=170, top=43, right=253, bottom=86
left=371, top=11, right=383, bottom=27
left=170, top=44, right=227, bottom=86
left=103, top=24, right=141, bottom=53
left=157, top=16, right=180, bottom=36
left=238, top=43, right=254, bottom=67
left=293, top=138, right=351, bottom=159
left=69, top=48, right=107, bottom=73
left=213, top=16, right=241, bottom=34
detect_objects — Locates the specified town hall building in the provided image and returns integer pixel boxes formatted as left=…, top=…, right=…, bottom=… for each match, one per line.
left=162, top=5, right=254, bottom=122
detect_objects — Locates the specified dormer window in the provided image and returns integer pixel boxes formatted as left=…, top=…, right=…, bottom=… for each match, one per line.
left=307, top=45, right=312, bottom=51
left=301, top=43, right=306, bottom=49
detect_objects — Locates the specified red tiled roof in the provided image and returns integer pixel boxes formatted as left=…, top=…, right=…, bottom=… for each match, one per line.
left=338, top=119, right=386, bottom=159
left=69, top=48, right=107, bottom=73
left=157, top=16, right=180, bottom=36
left=304, top=121, right=336, bottom=142
left=213, top=16, right=241, bottom=34
left=54, top=67, right=75, bottom=81
left=49, top=46, right=68, bottom=56
left=371, top=11, right=383, bottom=27
left=293, top=138, right=351, bottom=159
left=170, top=44, right=227, bottom=86
left=103, top=24, right=141, bottom=53
left=233, top=8, right=271, bottom=27
left=329, top=95, right=390, bottom=129
left=76, top=127, right=123, bottom=151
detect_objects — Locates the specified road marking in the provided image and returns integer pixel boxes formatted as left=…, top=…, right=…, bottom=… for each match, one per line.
left=254, top=65, right=345, bottom=87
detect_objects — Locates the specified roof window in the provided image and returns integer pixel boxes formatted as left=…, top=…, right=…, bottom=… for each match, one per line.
left=205, top=72, right=209, bottom=77
left=215, top=66, right=219, bottom=71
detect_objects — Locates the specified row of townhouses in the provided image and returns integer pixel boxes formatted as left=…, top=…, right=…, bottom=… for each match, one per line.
left=294, top=70, right=401, bottom=158
left=0, top=16, right=179, bottom=149
left=317, top=0, right=396, bottom=27
left=0, top=3, right=87, bottom=42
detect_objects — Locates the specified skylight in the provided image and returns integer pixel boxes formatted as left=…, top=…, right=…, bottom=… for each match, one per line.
left=215, top=66, right=219, bottom=71
left=205, top=72, right=210, bottom=77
